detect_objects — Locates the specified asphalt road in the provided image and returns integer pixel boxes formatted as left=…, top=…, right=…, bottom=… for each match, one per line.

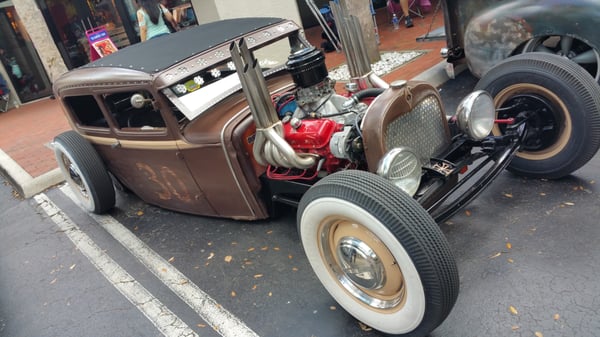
left=2, top=71, right=600, bottom=337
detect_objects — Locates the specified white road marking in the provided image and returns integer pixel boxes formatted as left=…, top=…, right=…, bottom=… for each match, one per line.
left=60, top=185, right=260, bottom=337
left=34, top=193, right=198, bottom=337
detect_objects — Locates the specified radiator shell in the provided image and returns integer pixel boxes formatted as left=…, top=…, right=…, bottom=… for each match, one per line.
left=362, top=81, right=451, bottom=171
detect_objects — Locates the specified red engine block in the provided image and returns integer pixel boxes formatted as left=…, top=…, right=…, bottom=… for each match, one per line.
left=283, top=118, right=346, bottom=173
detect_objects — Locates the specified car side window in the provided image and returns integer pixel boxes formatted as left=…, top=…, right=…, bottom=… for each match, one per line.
left=64, top=95, right=109, bottom=129
left=104, top=91, right=166, bottom=131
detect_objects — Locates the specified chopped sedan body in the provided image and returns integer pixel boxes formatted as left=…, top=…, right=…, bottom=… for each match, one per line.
left=53, top=13, right=600, bottom=337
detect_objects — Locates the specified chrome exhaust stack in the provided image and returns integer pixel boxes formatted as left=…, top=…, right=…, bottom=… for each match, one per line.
left=230, top=39, right=317, bottom=169
left=330, top=0, right=389, bottom=89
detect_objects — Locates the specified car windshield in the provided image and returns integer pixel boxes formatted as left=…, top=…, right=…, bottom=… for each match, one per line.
left=162, top=37, right=291, bottom=121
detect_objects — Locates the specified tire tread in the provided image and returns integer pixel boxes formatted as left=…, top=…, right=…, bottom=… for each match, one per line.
left=298, top=170, right=459, bottom=336
left=476, top=52, right=600, bottom=178
left=54, top=131, right=115, bottom=213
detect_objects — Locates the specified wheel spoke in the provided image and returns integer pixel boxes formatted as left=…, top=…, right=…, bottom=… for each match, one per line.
left=523, top=35, right=600, bottom=83
left=560, top=36, right=574, bottom=56
left=571, top=49, right=598, bottom=64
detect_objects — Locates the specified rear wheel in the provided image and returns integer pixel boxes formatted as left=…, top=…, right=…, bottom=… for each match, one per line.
left=476, top=52, right=600, bottom=179
left=522, top=35, right=600, bottom=83
left=54, top=131, right=115, bottom=213
left=297, top=170, right=458, bottom=336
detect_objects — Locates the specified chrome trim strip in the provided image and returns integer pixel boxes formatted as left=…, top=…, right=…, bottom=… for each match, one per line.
left=82, top=135, right=203, bottom=150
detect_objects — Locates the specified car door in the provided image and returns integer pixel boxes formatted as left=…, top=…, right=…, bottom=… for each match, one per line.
left=96, top=89, right=217, bottom=216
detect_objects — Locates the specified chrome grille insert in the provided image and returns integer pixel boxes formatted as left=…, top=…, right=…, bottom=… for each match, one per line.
left=385, top=95, right=448, bottom=160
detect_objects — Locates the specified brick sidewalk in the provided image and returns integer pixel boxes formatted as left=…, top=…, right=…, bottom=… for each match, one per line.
left=306, top=4, right=446, bottom=82
left=0, top=98, right=69, bottom=178
left=0, top=4, right=447, bottom=195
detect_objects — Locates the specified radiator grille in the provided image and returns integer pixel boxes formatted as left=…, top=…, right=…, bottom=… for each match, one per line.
left=385, top=95, right=448, bottom=160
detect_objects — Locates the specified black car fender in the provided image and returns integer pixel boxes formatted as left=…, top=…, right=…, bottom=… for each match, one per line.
left=463, top=0, right=600, bottom=78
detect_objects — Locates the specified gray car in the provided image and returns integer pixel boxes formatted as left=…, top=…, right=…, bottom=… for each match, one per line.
left=443, top=0, right=600, bottom=82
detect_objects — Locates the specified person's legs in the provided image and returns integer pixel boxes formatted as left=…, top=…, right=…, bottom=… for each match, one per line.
left=400, top=0, right=413, bottom=27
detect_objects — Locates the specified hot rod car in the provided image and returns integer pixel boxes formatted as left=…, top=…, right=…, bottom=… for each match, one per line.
left=52, top=14, right=600, bottom=337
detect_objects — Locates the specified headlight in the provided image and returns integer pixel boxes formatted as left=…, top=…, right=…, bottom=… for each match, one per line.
left=455, top=90, right=495, bottom=140
left=377, top=147, right=422, bottom=197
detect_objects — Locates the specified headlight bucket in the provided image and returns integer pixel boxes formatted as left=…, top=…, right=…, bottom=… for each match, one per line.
left=377, top=147, right=422, bottom=197
left=455, top=90, right=495, bottom=140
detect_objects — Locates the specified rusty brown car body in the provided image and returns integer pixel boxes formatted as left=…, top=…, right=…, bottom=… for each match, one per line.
left=53, top=15, right=600, bottom=337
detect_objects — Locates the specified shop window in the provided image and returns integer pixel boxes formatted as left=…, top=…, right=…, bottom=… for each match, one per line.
left=0, top=3, right=52, bottom=103
left=39, top=0, right=197, bottom=70
left=40, top=0, right=132, bottom=68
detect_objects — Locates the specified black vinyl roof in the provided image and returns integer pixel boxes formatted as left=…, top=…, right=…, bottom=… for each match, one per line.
left=82, top=17, right=285, bottom=73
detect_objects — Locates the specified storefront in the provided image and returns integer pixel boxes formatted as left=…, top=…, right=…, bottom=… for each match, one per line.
left=38, top=0, right=195, bottom=69
left=0, top=0, right=52, bottom=103
left=0, top=0, right=196, bottom=107
left=1, top=0, right=306, bottom=107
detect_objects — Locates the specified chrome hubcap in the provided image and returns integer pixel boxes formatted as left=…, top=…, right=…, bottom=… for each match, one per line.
left=319, top=219, right=406, bottom=310
left=61, top=154, right=89, bottom=199
left=337, top=237, right=385, bottom=290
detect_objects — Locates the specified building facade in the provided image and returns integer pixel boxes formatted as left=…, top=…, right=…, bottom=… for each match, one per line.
left=0, top=0, right=303, bottom=108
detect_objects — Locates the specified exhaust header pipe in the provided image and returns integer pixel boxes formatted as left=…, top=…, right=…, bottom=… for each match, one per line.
left=329, top=0, right=389, bottom=89
left=230, top=39, right=317, bottom=169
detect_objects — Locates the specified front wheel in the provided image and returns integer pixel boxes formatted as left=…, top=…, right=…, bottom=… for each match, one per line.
left=297, top=170, right=458, bottom=336
left=476, top=52, right=600, bottom=179
left=54, top=131, right=115, bottom=213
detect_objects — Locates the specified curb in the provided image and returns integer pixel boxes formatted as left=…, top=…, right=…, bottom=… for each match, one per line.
left=0, top=149, right=64, bottom=198
left=0, top=60, right=463, bottom=199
